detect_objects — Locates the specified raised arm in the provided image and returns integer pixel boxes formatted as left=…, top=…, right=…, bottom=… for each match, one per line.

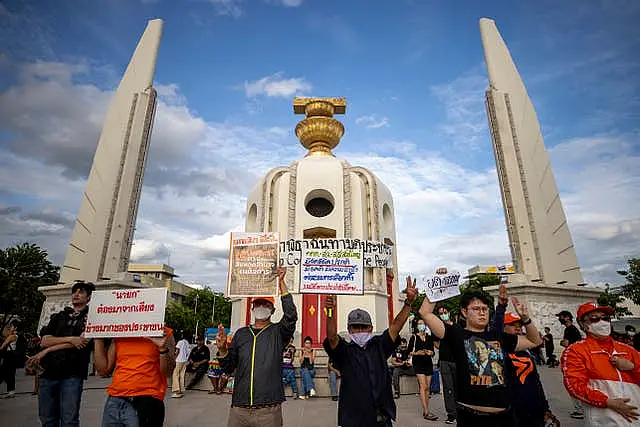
left=491, top=284, right=508, bottom=332
left=277, top=268, right=298, bottom=343
left=389, top=276, right=418, bottom=342
left=325, top=294, right=339, bottom=350
left=418, top=293, right=445, bottom=340
left=217, top=324, right=239, bottom=375
left=512, top=297, right=543, bottom=351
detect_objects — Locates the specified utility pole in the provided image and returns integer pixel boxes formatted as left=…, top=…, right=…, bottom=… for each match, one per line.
left=211, top=293, right=216, bottom=324
left=194, top=292, right=199, bottom=341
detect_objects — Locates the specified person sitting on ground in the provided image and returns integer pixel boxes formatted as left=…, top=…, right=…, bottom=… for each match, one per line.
left=561, top=302, right=640, bottom=426
left=298, top=336, right=316, bottom=399
left=282, top=338, right=299, bottom=399
left=207, top=351, right=228, bottom=395
left=420, top=286, right=543, bottom=426
left=391, top=338, right=413, bottom=399
left=408, top=318, right=438, bottom=421
left=186, top=335, right=210, bottom=390
left=323, top=276, right=419, bottom=427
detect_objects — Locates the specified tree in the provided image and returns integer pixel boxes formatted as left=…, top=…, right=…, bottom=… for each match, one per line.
left=0, top=243, right=59, bottom=334
left=164, top=287, right=231, bottom=340
left=597, top=284, right=631, bottom=319
left=619, top=258, right=640, bottom=305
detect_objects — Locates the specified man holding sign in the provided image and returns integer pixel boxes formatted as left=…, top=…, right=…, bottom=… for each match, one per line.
left=216, top=267, right=296, bottom=427
left=419, top=285, right=543, bottom=426
left=323, top=277, right=419, bottom=427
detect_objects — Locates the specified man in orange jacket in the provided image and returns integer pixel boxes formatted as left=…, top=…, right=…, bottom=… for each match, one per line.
left=561, top=302, right=640, bottom=426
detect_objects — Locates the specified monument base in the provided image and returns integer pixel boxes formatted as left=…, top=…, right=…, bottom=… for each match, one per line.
left=38, top=273, right=154, bottom=331
left=485, top=282, right=603, bottom=348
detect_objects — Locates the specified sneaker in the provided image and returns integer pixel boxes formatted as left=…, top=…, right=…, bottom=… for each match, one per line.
left=331, top=396, right=338, bottom=401
left=569, top=412, right=584, bottom=419
left=3, top=391, right=15, bottom=399
left=393, top=392, right=400, bottom=399
left=445, top=415, right=456, bottom=424
left=309, top=388, right=316, bottom=397
left=171, top=393, right=183, bottom=398
left=298, top=395, right=306, bottom=400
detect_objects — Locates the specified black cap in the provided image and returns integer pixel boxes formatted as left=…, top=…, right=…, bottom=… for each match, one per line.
left=555, top=310, right=573, bottom=319
left=71, top=281, right=96, bottom=295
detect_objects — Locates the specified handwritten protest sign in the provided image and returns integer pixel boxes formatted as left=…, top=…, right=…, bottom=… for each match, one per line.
left=227, top=232, right=279, bottom=298
left=419, top=272, right=462, bottom=302
left=85, top=288, right=167, bottom=338
left=300, top=248, right=364, bottom=295
left=279, top=238, right=393, bottom=268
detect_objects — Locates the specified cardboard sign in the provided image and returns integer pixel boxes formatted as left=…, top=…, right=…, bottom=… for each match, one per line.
left=279, top=238, right=393, bottom=268
left=300, top=248, right=364, bottom=295
left=85, top=288, right=167, bottom=338
left=227, top=232, right=280, bottom=298
left=419, top=272, right=462, bottom=302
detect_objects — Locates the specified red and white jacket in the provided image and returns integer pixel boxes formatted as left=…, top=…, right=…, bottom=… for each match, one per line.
left=561, top=335, right=640, bottom=426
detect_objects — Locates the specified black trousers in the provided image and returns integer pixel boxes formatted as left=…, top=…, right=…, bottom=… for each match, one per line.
left=456, top=405, right=512, bottom=427
left=0, top=351, right=16, bottom=392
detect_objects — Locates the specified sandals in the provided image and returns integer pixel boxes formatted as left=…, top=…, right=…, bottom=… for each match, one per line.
left=424, top=413, right=439, bottom=421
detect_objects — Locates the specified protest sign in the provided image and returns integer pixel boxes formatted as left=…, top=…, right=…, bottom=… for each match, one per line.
left=279, top=238, right=393, bottom=268
left=227, top=232, right=279, bottom=298
left=85, top=287, right=167, bottom=338
left=419, top=272, right=462, bottom=302
left=300, top=248, right=364, bottom=295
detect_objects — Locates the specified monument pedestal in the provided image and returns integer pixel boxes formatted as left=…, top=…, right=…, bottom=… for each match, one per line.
left=38, top=273, right=154, bottom=331
left=485, top=282, right=602, bottom=348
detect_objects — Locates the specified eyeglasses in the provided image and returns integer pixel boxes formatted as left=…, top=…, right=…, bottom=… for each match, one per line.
left=587, top=315, right=611, bottom=323
left=468, top=306, right=489, bottom=314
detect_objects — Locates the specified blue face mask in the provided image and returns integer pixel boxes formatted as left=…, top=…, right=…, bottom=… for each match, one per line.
left=349, top=332, right=373, bottom=348
left=417, top=324, right=426, bottom=332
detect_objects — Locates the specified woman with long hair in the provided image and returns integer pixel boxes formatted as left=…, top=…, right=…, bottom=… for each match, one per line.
left=298, top=336, right=316, bottom=399
left=409, top=318, right=438, bottom=421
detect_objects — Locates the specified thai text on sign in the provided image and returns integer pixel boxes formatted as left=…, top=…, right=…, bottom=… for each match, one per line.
left=227, top=232, right=279, bottom=298
left=85, top=288, right=167, bottom=338
left=279, top=238, right=393, bottom=268
left=418, top=272, right=462, bottom=302
left=300, top=248, right=364, bottom=295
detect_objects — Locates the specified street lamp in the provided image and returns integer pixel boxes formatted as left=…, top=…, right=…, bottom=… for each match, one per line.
left=194, top=293, right=199, bottom=341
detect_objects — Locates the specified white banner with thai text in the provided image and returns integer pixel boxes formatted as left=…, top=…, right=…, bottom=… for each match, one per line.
left=419, top=272, right=461, bottom=302
left=300, top=248, right=364, bottom=295
left=279, top=238, right=393, bottom=268
left=85, top=288, right=167, bottom=338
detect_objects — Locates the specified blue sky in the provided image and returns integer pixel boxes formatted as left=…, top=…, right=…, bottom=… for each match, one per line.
left=0, top=0, right=638, bottom=289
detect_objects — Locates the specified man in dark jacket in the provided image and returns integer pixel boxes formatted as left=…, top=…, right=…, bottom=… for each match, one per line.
left=39, top=281, right=95, bottom=427
left=216, top=268, right=296, bottom=427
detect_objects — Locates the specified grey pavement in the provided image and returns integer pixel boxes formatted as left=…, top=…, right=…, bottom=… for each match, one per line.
left=0, top=367, right=583, bottom=426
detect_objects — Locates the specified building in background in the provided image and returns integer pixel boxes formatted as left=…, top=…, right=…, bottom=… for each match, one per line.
left=467, top=264, right=515, bottom=284
left=128, top=263, right=192, bottom=302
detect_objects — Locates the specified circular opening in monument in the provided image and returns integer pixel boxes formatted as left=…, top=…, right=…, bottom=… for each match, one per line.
left=305, top=189, right=335, bottom=218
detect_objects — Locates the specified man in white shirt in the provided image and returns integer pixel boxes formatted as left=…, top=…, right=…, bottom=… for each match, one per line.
left=172, top=332, right=191, bottom=398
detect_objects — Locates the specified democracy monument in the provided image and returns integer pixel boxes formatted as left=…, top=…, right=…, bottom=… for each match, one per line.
left=38, top=17, right=600, bottom=342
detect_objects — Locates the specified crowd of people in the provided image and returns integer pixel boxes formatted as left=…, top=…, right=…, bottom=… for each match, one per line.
left=3, top=267, right=640, bottom=427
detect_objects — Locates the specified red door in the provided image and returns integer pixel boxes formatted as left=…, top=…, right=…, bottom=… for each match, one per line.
left=302, top=294, right=335, bottom=348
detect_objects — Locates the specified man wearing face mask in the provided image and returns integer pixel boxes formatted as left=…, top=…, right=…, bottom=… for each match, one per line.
left=216, top=268, right=296, bottom=427
left=561, top=302, right=640, bottom=426
left=323, top=277, right=418, bottom=427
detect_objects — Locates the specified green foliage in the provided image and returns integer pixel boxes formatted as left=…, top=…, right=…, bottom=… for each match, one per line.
left=164, top=287, right=231, bottom=340
left=597, top=284, right=631, bottom=319
left=0, top=243, right=59, bottom=334
left=619, top=258, right=640, bottom=306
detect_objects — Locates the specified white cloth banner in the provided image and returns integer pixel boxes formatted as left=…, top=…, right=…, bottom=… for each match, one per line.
left=419, top=272, right=461, bottom=302
left=85, top=288, right=167, bottom=338
left=300, top=248, right=364, bottom=295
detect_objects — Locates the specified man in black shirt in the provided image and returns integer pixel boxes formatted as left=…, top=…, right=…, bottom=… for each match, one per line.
left=556, top=310, right=584, bottom=419
left=38, top=281, right=95, bottom=427
left=421, top=289, right=543, bottom=427
left=323, top=277, right=418, bottom=427
left=186, top=336, right=210, bottom=389
left=542, top=327, right=557, bottom=367
left=390, top=338, right=413, bottom=399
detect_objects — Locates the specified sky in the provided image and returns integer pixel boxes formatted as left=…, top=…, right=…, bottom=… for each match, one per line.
left=0, top=0, right=638, bottom=291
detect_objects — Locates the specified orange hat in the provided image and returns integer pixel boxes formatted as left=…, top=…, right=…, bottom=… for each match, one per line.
left=252, top=296, right=275, bottom=305
left=504, top=312, right=521, bottom=325
left=577, top=302, right=613, bottom=321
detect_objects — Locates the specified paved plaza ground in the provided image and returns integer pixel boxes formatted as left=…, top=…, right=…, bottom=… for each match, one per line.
left=0, top=366, right=582, bottom=426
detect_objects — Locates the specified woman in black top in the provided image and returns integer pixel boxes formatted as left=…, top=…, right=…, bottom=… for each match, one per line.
left=409, top=318, right=438, bottom=421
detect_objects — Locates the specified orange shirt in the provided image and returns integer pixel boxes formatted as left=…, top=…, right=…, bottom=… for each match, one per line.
left=106, top=328, right=172, bottom=401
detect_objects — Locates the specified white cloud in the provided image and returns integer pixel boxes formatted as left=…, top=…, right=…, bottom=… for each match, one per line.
left=206, top=0, right=243, bottom=18
left=355, top=115, right=390, bottom=129
left=243, top=72, right=312, bottom=98
left=279, top=0, right=304, bottom=6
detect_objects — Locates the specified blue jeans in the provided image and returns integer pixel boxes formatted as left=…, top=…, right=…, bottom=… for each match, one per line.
left=38, top=377, right=84, bottom=427
left=300, top=367, right=315, bottom=395
left=328, top=371, right=338, bottom=397
left=101, top=396, right=139, bottom=427
left=282, top=368, right=298, bottom=394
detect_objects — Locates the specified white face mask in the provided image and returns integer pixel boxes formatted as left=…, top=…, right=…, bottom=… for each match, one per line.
left=252, top=307, right=272, bottom=321
left=349, top=332, right=373, bottom=348
left=588, top=320, right=611, bottom=337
